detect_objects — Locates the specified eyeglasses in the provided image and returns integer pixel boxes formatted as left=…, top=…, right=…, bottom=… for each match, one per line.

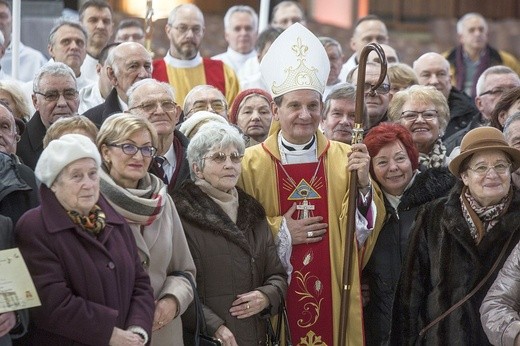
left=171, top=25, right=204, bottom=36
left=468, top=162, right=511, bottom=175
left=400, top=110, right=439, bottom=122
left=129, top=100, right=177, bottom=113
left=363, top=83, right=390, bottom=95
left=480, top=87, right=507, bottom=97
left=34, top=89, right=79, bottom=102
left=108, top=143, right=157, bottom=157
left=187, top=100, right=227, bottom=116
left=203, top=152, right=244, bottom=164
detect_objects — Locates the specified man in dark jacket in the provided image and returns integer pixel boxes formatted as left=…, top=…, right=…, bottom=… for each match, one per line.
left=443, top=12, right=520, bottom=100
left=0, top=103, right=39, bottom=225
left=17, top=62, right=79, bottom=170
left=127, top=79, right=190, bottom=193
left=83, top=42, right=152, bottom=127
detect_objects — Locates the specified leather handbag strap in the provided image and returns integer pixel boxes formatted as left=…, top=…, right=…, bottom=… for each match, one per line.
left=419, top=230, right=516, bottom=338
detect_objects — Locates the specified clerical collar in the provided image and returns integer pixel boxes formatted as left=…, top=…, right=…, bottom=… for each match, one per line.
left=278, top=132, right=317, bottom=164
left=281, top=135, right=315, bottom=151
left=164, top=51, right=202, bottom=68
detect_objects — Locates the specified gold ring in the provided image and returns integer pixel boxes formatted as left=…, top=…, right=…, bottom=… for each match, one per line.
left=246, top=304, right=250, bottom=309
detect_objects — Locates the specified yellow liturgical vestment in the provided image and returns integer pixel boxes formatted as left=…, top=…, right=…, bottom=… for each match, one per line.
left=238, top=124, right=385, bottom=346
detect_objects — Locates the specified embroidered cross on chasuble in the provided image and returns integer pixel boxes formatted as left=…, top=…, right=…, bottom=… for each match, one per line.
left=276, top=160, right=333, bottom=345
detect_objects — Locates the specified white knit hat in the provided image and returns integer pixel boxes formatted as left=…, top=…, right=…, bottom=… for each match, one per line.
left=260, top=23, right=329, bottom=98
left=35, top=133, right=101, bottom=187
left=179, top=111, right=228, bottom=139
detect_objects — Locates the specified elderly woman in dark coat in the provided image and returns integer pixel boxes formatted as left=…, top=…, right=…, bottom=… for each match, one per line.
left=173, top=123, right=287, bottom=346
left=362, top=122, right=456, bottom=345
left=391, top=127, right=520, bottom=345
left=15, top=134, right=154, bottom=345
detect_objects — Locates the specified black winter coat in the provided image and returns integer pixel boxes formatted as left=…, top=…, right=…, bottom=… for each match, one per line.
left=391, top=182, right=520, bottom=345
left=363, top=168, right=456, bottom=346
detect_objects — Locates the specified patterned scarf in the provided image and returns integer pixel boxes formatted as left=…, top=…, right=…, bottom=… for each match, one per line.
left=418, top=138, right=447, bottom=172
left=460, top=185, right=512, bottom=244
left=99, top=169, right=167, bottom=226
left=67, top=204, right=106, bottom=235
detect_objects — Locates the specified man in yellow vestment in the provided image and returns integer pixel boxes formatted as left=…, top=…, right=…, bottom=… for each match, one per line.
left=237, top=23, right=385, bottom=346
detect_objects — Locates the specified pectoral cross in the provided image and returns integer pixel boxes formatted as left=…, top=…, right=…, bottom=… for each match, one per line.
left=297, top=198, right=315, bottom=219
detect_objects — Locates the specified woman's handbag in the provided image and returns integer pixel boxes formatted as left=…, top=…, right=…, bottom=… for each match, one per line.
left=171, top=271, right=222, bottom=346
left=265, top=285, right=292, bottom=346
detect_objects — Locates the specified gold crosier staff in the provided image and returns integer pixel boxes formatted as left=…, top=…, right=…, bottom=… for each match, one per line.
left=144, top=0, right=154, bottom=54
left=339, top=43, right=387, bottom=346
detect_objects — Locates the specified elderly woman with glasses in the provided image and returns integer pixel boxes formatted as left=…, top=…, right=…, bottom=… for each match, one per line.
left=16, top=134, right=154, bottom=345
left=391, top=127, right=520, bottom=345
left=97, top=113, right=196, bottom=346
left=388, top=85, right=451, bottom=171
left=173, top=122, right=287, bottom=346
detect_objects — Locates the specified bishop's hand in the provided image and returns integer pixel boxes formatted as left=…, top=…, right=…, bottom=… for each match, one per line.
left=284, top=203, right=327, bottom=245
left=347, top=143, right=371, bottom=191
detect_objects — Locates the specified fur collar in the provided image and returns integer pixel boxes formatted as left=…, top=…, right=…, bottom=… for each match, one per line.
left=399, top=167, right=457, bottom=211
left=173, top=180, right=266, bottom=255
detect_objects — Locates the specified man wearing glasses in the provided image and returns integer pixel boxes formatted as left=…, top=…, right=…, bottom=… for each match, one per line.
left=444, top=65, right=520, bottom=155
left=153, top=4, right=239, bottom=110
left=182, top=85, right=228, bottom=120
left=127, top=79, right=190, bottom=193
left=17, top=63, right=79, bottom=170
left=347, top=62, right=391, bottom=129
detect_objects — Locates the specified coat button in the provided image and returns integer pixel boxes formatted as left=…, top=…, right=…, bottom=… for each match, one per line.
left=108, top=262, right=115, bottom=269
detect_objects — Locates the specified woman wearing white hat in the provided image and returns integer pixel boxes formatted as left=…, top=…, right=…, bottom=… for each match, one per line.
left=392, top=126, right=520, bottom=345
left=16, top=133, right=154, bottom=345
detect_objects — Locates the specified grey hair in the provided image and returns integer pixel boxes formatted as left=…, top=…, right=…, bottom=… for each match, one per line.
left=456, top=12, right=487, bottom=35
left=319, top=36, right=343, bottom=54
left=322, top=82, right=356, bottom=120
left=476, top=65, right=518, bottom=96
left=503, top=111, right=520, bottom=141
left=183, top=85, right=226, bottom=115
left=33, top=62, right=77, bottom=92
left=167, top=3, right=204, bottom=26
left=127, top=79, right=176, bottom=107
left=48, top=19, right=87, bottom=46
left=224, top=5, right=258, bottom=32
left=187, top=122, right=245, bottom=181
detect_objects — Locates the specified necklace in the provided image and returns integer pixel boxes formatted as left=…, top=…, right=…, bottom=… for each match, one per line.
left=277, top=157, right=323, bottom=219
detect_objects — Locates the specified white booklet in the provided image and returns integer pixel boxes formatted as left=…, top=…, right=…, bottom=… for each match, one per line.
left=0, top=248, right=41, bottom=313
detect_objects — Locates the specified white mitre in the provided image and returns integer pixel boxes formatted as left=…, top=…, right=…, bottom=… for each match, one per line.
left=260, top=23, right=330, bottom=98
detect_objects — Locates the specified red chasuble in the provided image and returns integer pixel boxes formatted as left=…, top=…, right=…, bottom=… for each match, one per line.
left=276, top=159, right=333, bottom=345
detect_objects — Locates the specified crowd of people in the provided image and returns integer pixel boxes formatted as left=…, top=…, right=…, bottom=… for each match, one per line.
left=2, top=0, right=520, bottom=345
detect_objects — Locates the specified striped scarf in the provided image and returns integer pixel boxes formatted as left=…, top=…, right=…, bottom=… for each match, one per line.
left=99, top=169, right=167, bottom=226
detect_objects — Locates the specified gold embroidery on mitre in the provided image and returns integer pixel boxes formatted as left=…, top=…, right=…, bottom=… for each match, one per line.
left=271, top=37, right=324, bottom=95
